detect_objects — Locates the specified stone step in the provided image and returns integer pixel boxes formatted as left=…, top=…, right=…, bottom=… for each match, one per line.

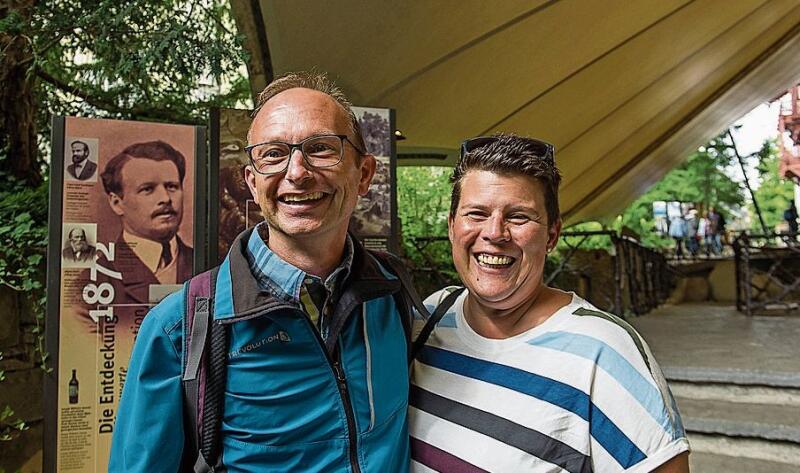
left=689, top=450, right=800, bottom=472
left=669, top=379, right=800, bottom=467
left=688, top=432, right=800, bottom=468
left=676, top=396, right=800, bottom=443
left=664, top=366, right=800, bottom=388
left=670, top=382, right=800, bottom=408
left=668, top=377, right=800, bottom=467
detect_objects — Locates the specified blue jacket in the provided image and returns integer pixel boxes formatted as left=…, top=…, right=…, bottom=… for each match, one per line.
left=109, top=227, right=410, bottom=472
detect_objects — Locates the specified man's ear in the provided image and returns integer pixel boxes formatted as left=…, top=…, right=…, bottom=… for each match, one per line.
left=357, top=154, right=377, bottom=196
left=243, top=165, right=260, bottom=205
left=108, top=193, right=125, bottom=217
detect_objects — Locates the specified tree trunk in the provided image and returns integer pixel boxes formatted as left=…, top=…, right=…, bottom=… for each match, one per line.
left=0, top=0, right=41, bottom=186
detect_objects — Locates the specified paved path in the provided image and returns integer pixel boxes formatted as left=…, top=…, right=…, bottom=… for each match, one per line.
left=629, top=302, right=800, bottom=377
left=630, top=302, right=800, bottom=470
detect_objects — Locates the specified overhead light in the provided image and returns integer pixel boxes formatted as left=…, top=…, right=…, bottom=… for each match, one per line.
left=394, top=130, right=406, bottom=141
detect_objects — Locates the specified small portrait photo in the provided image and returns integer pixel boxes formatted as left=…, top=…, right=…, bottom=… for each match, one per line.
left=64, top=137, right=99, bottom=182
left=61, top=223, right=97, bottom=268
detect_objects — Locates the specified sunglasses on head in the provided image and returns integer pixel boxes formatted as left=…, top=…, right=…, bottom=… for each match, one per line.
left=460, top=136, right=555, bottom=161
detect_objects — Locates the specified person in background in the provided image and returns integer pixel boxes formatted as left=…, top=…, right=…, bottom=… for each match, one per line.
left=410, top=134, right=690, bottom=472
left=706, top=207, right=723, bottom=255
left=685, top=209, right=699, bottom=257
left=669, top=212, right=688, bottom=259
left=784, top=201, right=798, bottom=235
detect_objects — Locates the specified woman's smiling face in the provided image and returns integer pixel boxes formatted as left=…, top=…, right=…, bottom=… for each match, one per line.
left=449, top=170, right=560, bottom=311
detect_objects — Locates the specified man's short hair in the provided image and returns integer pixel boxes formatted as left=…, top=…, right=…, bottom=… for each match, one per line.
left=71, top=140, right=89, bottom=153
left=252, top=71, right=367, bottom=155
left=450, top=133, right=562, bottom=227
left=101, top=141, right=186, bottom=197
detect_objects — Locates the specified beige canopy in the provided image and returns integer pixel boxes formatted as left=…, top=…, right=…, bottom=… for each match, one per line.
left=231, top=0, right=800, bottom=223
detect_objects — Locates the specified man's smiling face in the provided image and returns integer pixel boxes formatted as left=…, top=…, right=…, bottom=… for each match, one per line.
left=244, top=88, right=375, bottom=242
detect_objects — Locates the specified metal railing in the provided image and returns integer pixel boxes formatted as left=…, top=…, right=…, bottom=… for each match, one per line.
left=733, top=232, right=800, bottom=315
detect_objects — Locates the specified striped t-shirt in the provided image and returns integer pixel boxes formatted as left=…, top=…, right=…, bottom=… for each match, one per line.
left=410, top=288, right=689, bottom=472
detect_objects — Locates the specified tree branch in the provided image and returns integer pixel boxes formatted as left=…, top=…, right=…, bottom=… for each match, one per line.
left=35, top=66, right=193, bottom=122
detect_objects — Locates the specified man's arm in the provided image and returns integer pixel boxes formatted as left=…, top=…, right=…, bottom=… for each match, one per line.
left=108, top=305, right=185, bottom=472
left=653, top=452, right=690, bottom=473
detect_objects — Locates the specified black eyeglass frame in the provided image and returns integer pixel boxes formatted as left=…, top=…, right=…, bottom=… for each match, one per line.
left=459, top=136, right=555, bottom=161
left=245, top=134, right=366, bottom=175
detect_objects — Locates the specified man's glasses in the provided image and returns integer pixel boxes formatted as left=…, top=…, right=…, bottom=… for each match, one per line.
left=245, top=134, right=365, bottom=175
left=460, top=136, right=555, bottom=161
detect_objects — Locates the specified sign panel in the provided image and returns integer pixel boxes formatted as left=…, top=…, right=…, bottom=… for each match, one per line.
left=44, top=117, right=205, bottom=472
left=349, top=106, right=397, bottom=252
left=209, top=106, right=397, bottom=263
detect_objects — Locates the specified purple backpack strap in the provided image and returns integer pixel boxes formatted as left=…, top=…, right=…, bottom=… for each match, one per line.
left=181, top=268, right=216, bottom=472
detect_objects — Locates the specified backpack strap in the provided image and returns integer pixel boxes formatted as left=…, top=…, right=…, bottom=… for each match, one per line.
left=410, top=287, right=466, bottom=360
left=368, top=250, right=430, bottom=363
left=181, top=266, right=222, bottom=473
left=370, top=250, right=430, bottom=320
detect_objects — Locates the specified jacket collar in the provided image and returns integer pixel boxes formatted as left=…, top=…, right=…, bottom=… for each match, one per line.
left=213, top=225, right=399, bottom=321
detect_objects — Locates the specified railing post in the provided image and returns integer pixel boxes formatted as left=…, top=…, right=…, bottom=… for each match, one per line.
left=742, top=233, right=752, bottom=316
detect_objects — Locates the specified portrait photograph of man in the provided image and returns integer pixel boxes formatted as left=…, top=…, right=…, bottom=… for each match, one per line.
left=64, top=138, right=98, bottom=182
left=98, top=140, right=194, bottom=305
left=61, top=224, right=96, bottom=268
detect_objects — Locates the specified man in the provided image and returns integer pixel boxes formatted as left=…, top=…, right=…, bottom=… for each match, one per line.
left=66, top=140, right=98, bottom=181
left=669, top=212, right=687, bottom=259
left=706, top=206, right=723, bottom=255
left=785, top=201, right=798, bottom=235
left=685, top=209, right=700, bottom=257
left=99, top=141, right=193, bottom=304
left=110, top=72, right=411, bottom=472
left=61, top=227, right=95, bottom=262
left=410, top=134, right=690, bottom=472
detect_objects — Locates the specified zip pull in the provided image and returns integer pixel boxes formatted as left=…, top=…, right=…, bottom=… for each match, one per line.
left=332, top=361, right=347, bottom=384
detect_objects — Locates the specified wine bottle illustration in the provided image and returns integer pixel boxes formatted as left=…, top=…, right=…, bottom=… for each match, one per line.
left=68, top=369, right=79, bottom=404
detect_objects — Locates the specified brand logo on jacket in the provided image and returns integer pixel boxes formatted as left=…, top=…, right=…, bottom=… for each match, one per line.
left=228, top=330, right=291, bottom=359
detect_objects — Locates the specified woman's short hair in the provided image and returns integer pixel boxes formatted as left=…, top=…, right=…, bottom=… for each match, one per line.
left=450, top=133, right=562, bottom=227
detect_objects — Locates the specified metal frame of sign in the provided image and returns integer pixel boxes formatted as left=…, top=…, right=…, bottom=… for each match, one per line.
left=43, top=116, right=206, bottom=472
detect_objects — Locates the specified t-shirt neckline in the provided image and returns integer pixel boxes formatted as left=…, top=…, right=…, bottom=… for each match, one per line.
left=453, top=290, right=583, bottom=353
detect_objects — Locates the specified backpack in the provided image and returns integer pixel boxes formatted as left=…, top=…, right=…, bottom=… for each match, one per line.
left=178, top=251, right=430, bottom=472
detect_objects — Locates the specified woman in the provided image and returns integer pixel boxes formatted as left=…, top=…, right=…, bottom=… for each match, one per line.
left=410, top=134, right=690, bottom=472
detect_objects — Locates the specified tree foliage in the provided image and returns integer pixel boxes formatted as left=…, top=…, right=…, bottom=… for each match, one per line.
left=396, top=166, right=457, bottom=294
left=614, top=131, right=746, bottom=247
left=1, top=0, right=251, bottom=184
left=750, top=139, right=794, bottom=232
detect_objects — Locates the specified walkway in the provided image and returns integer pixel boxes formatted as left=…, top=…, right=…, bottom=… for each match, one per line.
left=629, top=302, right=800, bottom=471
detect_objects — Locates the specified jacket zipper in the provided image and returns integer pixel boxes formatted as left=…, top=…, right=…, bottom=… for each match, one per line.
left=332, top=356, right=361, bottom=473
left=306, top=318, right=361, bottom=473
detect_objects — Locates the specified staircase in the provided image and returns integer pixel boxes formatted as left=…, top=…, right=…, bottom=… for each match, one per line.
left=666, top=367, right=800, bottom=471
left=627, top=301, right=800, bottom=472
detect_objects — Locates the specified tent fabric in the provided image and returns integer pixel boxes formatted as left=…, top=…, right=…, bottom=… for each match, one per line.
left=232, top=0, right=800, bottom=223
